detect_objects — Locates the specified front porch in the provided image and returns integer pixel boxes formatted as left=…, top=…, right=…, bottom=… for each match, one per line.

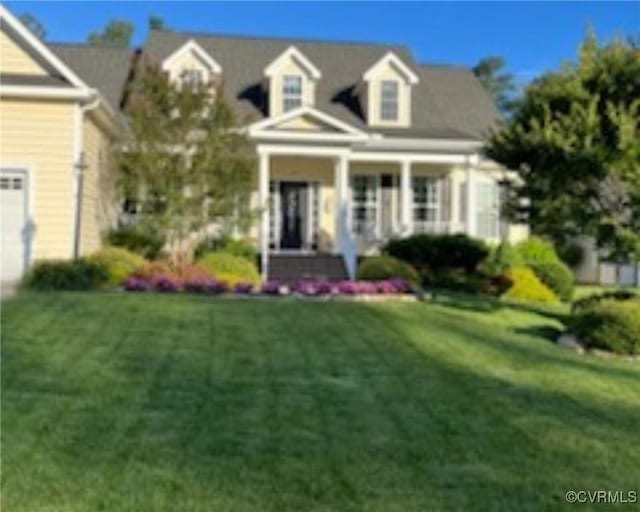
left=257, top=144, right=502, bottom=280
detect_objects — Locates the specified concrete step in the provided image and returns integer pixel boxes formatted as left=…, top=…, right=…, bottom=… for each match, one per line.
left=267, top=254, right=349, bottom=283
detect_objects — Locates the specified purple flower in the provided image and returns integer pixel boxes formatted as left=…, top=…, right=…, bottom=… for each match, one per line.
left=337, top=281, right=358, bottom=295
left=375, top=280, right=397, bottom=294
left=184, top=278, right=228, bottom=294
left=261, top=280, right=282, bottom=295
left=315, top=280, right=335, bottom=295
left=123, top=276, right=151, bottom=292
left=389, top=277, right=412, bottom=293
left=233, top=282, right=254, bottom=294
left=356, top=281, right=378, bottom=294
left=152, top=274, right=181, bottom=293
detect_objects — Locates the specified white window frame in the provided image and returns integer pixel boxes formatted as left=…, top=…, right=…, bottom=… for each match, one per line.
left=475, top=179, right=500, bottom=240
left=282, top=74, right=303, bottom=112
left=350, top=174, right=381, bottom=239
left=380, top=80, right=399, bottom=121
left=180, top=68, right=204, bottom=92
left=412, top=176, right=441, bottom=233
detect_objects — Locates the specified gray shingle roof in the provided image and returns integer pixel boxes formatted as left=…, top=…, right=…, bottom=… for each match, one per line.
left=48, top=43, right=133, bottom=110
left=144, top=29, right=500, bottom=140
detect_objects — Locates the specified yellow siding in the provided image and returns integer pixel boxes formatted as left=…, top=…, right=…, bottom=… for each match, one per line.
left=268, top=57, right=317, bottom=117
left=80, top=115, right=115, bottom=255
left=275, top=114, right=335, bottom=131
left=0, top=98, right=75, bottom=259
left=0, top=28, right=47, bottom=75
left=366, top=62, right=411, bottom=127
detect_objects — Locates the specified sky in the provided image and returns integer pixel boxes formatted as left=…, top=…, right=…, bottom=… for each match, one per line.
left=6, top=1, right=639, bottom=85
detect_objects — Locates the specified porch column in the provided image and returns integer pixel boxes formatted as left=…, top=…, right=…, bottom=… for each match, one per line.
left=465, top=154, right=478, bottom=237
left=333, top=154, right=349, bottom=254
left=258, top=151, right=270, bottom=280
left=400, top=159, right=413, bottom=235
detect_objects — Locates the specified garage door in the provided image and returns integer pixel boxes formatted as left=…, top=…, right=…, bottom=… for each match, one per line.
left=1, top=169, right=29, bottom=281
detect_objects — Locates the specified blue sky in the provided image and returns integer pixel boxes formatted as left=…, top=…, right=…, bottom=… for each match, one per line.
left=7, top=1, right=639, bottom=85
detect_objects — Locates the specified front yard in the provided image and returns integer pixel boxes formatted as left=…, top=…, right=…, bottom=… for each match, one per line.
left=2, top=292, right=639, bottom=511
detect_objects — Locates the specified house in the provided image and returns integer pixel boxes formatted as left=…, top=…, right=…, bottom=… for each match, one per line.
left=0, top=6, right=528, bottom=282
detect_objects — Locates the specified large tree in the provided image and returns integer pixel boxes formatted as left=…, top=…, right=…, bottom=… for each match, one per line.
left=473, top=56, right=514, bottom=114
left=87, top=19, right=134, bottom=47
left=117, top=66, right=255, bottom=262
left=486, top=32, right=640, bottom=260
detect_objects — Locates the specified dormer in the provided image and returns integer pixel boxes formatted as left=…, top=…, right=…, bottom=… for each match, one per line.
left=361, top=52, right=419, bottom=128
left=161, top=39, right=222, bottom=91
left=264, top=46, right=321, bottom=117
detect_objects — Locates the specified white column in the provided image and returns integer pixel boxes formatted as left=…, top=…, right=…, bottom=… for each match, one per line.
left=400, top=159, right=412, bottom=235
left=333, top=155, right=349, bottom=254
left=465, top=154, right=478, bottom=237
left=258, top=151, right=270, bottom=280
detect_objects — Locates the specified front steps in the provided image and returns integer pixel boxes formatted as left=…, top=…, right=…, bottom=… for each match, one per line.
left=266, top=254, right=349, bottom=283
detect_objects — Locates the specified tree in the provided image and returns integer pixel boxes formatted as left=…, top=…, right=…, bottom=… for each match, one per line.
left=87, top=19, right=134, bottom=47
left=19, top=13, right=46, bottom=40
left=116, top=66, right=255, bottom=262
left=149, top=16, right=168, bottom=31
left=486, top=31, right=640, bottom=260
left=473, top=56, right=515, bottom=114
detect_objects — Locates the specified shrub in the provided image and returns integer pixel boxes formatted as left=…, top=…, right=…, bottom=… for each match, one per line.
left=261, top=281, right=286, bottom=295
left=529, top=261, right=575, bottom=302
left=515, top=236, right=561, bottom=265
left=570, top=299, right=640, bottom=355
left=132, top=261, right=175, bottom=281
left=152, top=274, right=181, bottom=293
left=123, top=276, right=152, bottom=292
left=197, top=252, right=260, bottom=286
left=558, top=241, right=584, bottom=268
left=23, top=259, right=109, bottom=291
left=195, top=237, right=257, bottom=262
left=356, top=256, right=420, bottom=286
left=501, top=267, right=559, bottom=303
left=105, top=227, right=163, bottom=259
left=183, top=278, right=229, bottom=294
left=89, top=247, right=147, bottom=286
left=233, top=282, right=255, bottom=294
left=572, top=290, right=638, bottom=313
left=481, top=242, right=523, bottom=275
left=385, top=234, right=488, bottom=283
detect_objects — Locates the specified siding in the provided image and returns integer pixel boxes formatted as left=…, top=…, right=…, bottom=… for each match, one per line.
left=0, top=98, right=75, bottom=259
left=0, top=28, right=47, bottom=75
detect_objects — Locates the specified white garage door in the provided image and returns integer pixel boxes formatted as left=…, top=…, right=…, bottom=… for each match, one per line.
left=1, top=169, right=29, bottom=281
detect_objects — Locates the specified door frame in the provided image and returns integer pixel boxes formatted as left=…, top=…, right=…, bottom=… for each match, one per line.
left=1, top=166, right=33, bottom=277
left=269, top=178, right=320, bottom=253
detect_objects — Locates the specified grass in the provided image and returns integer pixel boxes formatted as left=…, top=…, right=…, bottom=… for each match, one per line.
left=2, top=292, right=639, bottom=511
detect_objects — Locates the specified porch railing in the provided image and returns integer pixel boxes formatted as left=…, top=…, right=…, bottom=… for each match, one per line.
left=412, top=221, right=466, bottom=235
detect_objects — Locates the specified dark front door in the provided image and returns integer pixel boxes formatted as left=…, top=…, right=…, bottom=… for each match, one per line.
left=280, top=182, right=306, bottom=249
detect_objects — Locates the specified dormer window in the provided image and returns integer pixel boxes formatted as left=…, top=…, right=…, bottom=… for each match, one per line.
left=380, top=80, right=399, bottom=121
left=282, top=75, right=303, bottom=112
left=161, top=39, right=222, bottom=90
left=181, top=68, right=204, bottom=92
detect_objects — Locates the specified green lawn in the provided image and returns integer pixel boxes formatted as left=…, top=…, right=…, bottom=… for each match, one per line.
left=2, top=292, right=639, bottom=511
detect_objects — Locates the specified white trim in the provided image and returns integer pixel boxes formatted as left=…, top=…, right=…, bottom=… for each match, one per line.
left=0, top=166, right=34, bottom=273
left=264, top=46, right=322, bottom=80
left=259, top=152, right=270, bottom=280
left=248, top=106, right=368, bottom=139
left=161, top=39, right=223, bottom=74
left=400, top=160, right=412, bottom=235
left=350, top=151, right=468, bottom=164
left=350, top=172, right=382, bottom=240
left=0, top=5, right=89, bottom=90
left=363, top=51, right=419, bottom=85
left=0, top=85, right=92, bottom=100
left=362, top=136, right=483, bottom=152
left=257, top=144, right=350, bottom=158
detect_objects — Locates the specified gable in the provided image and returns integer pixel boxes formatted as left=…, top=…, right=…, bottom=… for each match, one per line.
left=161, top=39, right=222, bottom=83
left=0, top=27, right=48, bottom=75
left=273, top=113, right=341, bottom=132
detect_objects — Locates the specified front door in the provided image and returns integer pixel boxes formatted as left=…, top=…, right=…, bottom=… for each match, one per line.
left=1, top=169, right=29, bottom=281
left=280, top=182, right=307, bottom=249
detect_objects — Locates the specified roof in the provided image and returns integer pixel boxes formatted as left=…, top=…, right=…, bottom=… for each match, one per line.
left=48, top=43, right=133, bottom=110
left=143, top=29, right=501, bottom=139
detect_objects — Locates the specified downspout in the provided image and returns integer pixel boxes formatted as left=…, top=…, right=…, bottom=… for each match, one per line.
left=72, top=92, right=100, bottom=259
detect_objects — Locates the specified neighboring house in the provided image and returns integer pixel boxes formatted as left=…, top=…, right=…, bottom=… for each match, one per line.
left=0, top=5, right=130, bottom=282
left=0, top=6, right=528, bottom=282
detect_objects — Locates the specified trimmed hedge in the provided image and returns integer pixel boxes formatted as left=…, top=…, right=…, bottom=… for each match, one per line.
left=195, top=237, right=257, bottom=262
left=356, top=256, right=420, bottom=286
left=515, top=236, right=560, bottom=265
left=481, top=242, right=523, bottom=275
left=89, top=247, right=147, bottom=286
left=385, top=234, right=488, bottom=284
left=571, top=299, right=640, bottom=355
left=501, top=267, right=559, bottom=304
left=529, top=261, right=574, bottom=302
left=197, top=252, right=260, bottom=286
left=105, top=227, right=164, bottom=259
left=23, top=259, right=109, bottom=291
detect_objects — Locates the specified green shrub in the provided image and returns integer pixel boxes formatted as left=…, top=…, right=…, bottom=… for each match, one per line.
left=89, top=247, right=147, bottom=286
left=571, top=299, right=640, bottom=355
left=558, top=241, right=584, bottom=268
left=23, top=259, right=109, bottom=291
left=515, top=236, right=561, bottom=265
left=197, top=252, right=260, bottom=286
left=572, top=290, right=638, bottom=313
left=385, top=234, right=489, bottom=284
left=195, top=237, right=257, bottom=262
left=356, top=256, right=420, bottom=286
left=501, top=267, right=559, bottom=304
left=481, top=241, right=524, bottom=274
left=105, top=227, right=164, bottom=259
left=529, top=261, right=575, bottom=302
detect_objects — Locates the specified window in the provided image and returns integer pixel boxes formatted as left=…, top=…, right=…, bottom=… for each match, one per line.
left=180, top=68, right=204, bottom=92
left=476, top=181, right=500, bottom=239
left=380, top=80, right=399, bottom=121
left=412, top=176, right=440, bottom=232
left=282, top=75, right=303, bottom=112
left=351, top=175, right=379, bottom=237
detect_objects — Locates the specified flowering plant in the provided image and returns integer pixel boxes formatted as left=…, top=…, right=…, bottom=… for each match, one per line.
left=152, top=274, right=181, bottom=292
left=233, top=282, right=254, bottom=294
left=123, top=276, right=152, bottom=292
